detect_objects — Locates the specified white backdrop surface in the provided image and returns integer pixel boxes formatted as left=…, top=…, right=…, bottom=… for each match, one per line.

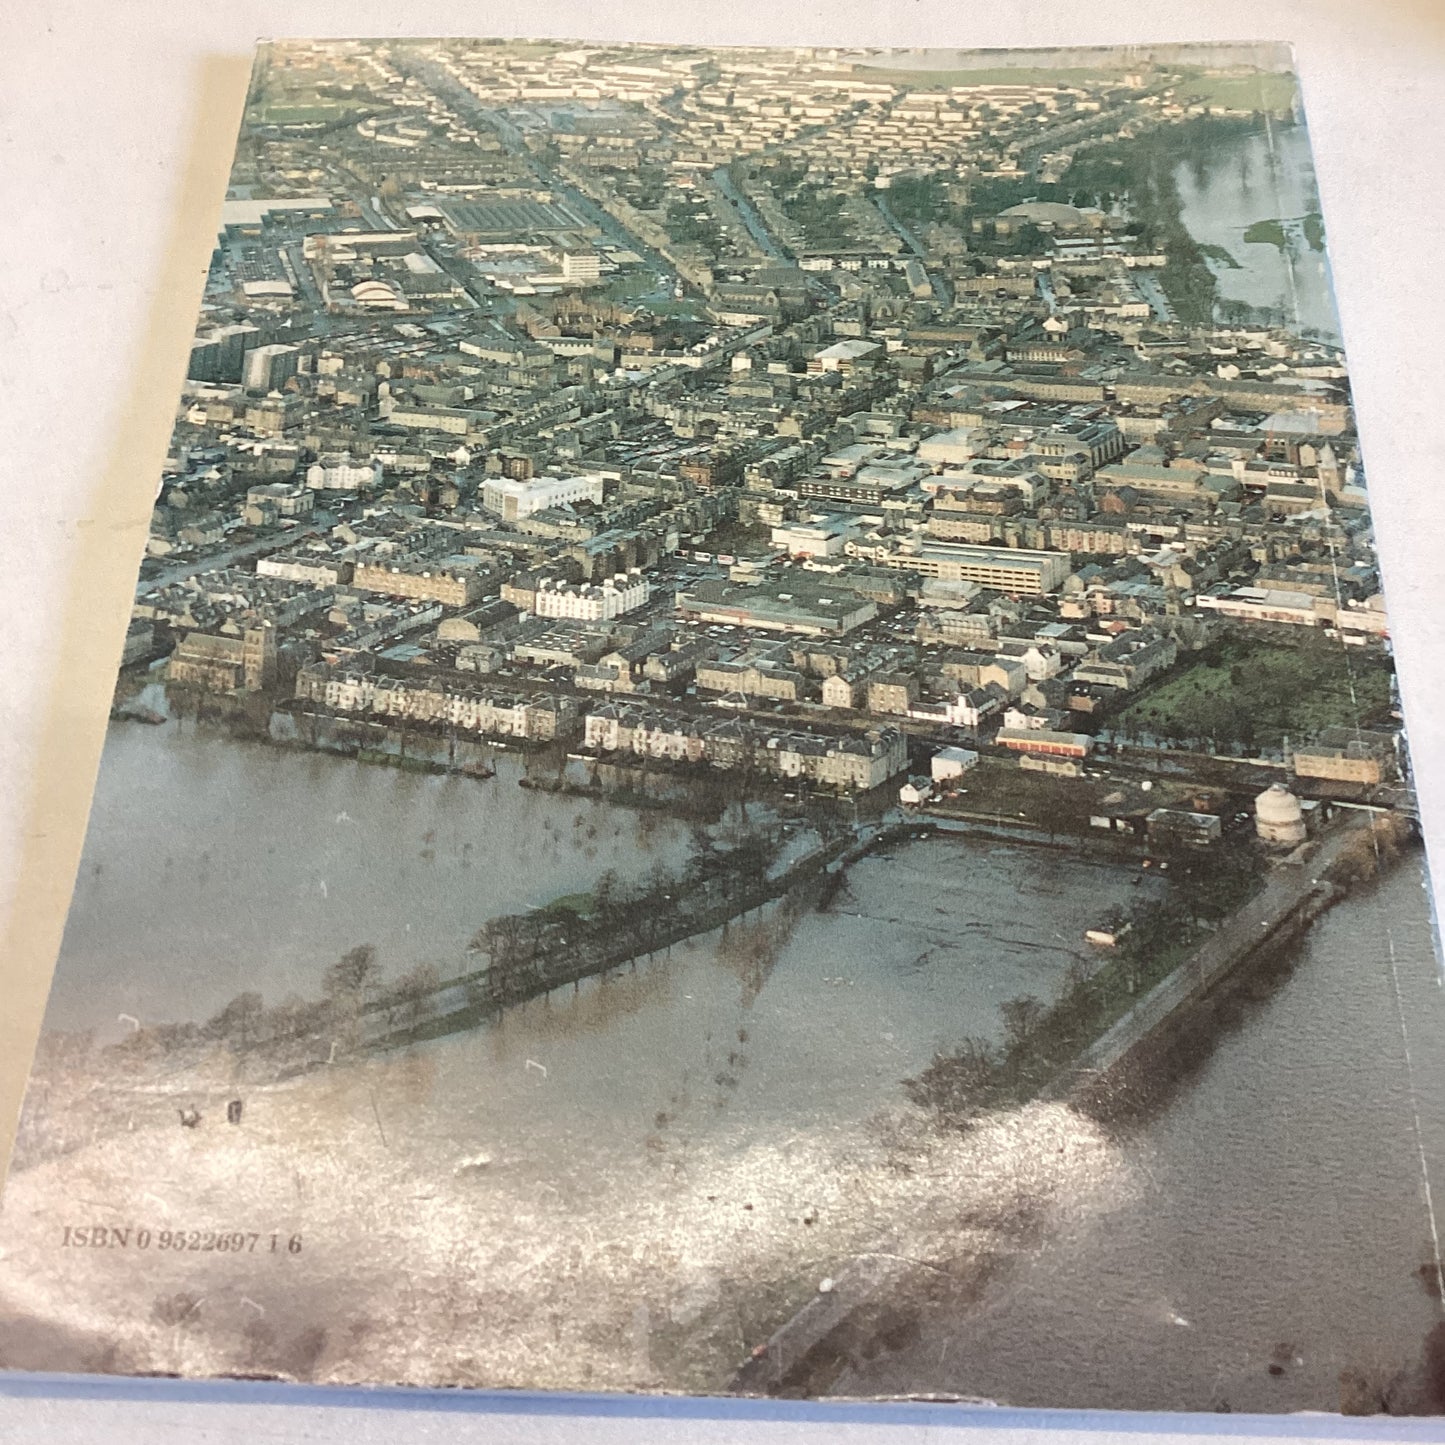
left=1, top=1, right=1443, bottom=1440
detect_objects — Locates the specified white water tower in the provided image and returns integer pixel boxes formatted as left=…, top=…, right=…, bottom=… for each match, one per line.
left=1255, top=783, right=1306, bottom=847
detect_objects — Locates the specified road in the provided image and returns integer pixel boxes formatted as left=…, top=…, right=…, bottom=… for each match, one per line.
left=281, top=242, right=326, bottom=310
left=1048, top=810, right=1384, bottom=1099
left=873, top=191, right=953, bottom=306
left=392, top=51, right=672, bottom=275
left=139, top=519, right=332, bottom=590
left=1037, top=268, right=1059, bottom=313
left=1132, top=269, right=1178, bottom=323
left=710, top=166, right=789, bottom=263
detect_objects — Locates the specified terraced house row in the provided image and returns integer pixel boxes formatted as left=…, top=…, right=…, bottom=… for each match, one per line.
left=293, top=661, right=577, bottom=740
left=582, top=703, right=906, bottom=791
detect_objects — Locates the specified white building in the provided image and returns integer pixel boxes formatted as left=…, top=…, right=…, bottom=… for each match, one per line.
left=560, top=248, right=602, bottom=284
left=482, top=473, right=607, bottom=522
left=1255, top=784, right=1307, bottom=846
left=931, top=746, right=980, bottom=782
left=882, top=541, right=1073, bottom=596
left=811, top=339, right=882, bottom=372
left=944, top=689, right=1005, bottom=729
left=1196, top=587, right=1331, bottom=627
left=306, top=456, right=383, bottom=492
left=533, top=572, right=650, bottom=622
left=256, top=555, right=349, bottom=586
left=243, top=343, right=300, bottom=394
left=1000, top=641, right=1064, bottom=681
left=899, top=777, right=934, bottom=806
left=770, top=519, right=857, bottom=558
left=918, top=426, right=988, bottom=467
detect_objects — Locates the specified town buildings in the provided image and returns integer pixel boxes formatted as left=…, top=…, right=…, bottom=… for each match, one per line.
left=128, top=40, right=1393, bottom=812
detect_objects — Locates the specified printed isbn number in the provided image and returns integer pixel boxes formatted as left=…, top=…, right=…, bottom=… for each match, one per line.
left=60, top=1225, right=302, bottom=1254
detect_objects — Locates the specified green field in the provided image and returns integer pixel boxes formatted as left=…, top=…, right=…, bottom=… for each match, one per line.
left=644, top=296, right=710, bottom=322
left=841, top=64, right=1129, bottom=90
left=1241, top=214, right=1328, bottom=254
left=1118, top=637, right=1394, bottom=750
left=537, top=891, right=595, bottom=919
left=1174, top=70, right=1299, bottom=115
left=255, top=101, right=362, bottom=126
left=1243, top=217, right=1290, bottom=249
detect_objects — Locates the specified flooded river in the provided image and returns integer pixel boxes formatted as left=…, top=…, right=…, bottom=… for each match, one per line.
left=44, top=721, right=1149, bottom=1117
left=842, top=857, right=1445, bottom=1411
left=1173, top=120, right=1343, bottom=341
left=16, top=722, right=1445, bottom=1405
left=45, top=718, right=695, bottom=1035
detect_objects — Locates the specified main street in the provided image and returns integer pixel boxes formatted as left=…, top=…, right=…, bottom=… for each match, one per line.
left=873, top=189, right=953, bottom=306
left=389, top=49, right=673, bottom=275
left=710, top=165, right=789, bottom=263
left=140, top=518, right=332, bottom=590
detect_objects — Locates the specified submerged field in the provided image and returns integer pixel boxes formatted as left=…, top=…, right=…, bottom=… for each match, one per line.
left=0, top=831, right=1158, bottom=1392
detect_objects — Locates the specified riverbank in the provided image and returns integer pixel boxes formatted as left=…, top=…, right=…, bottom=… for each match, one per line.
left=1055, top=811, right=1408, bottom=1106
left=730, top=809, right=1413, bottom=1397
left=1172, top=118, right=1343, bottom=339
left=1070, top=809, right=1415, bottom=1121
left=1059, top=113, right=1267, bottom=325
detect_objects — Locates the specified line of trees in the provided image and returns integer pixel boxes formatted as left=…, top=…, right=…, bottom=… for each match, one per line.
left=905, top=848, right=1259, bottom=1124
left=468, top=825, right=786, bottom=1004
left=106, top=943, right=447, bottom=1067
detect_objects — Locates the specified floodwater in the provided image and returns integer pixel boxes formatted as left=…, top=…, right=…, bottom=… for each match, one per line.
left=17, top=721, right=1445, bottom=1406
left=842, top=857, right=1445, bottom=1412
left=44, top=718, right=694, bottom=1036
left=1173, top=120, right=1344, bottom=342
left=44, top=720, right=1149, bottom=1128
left=2, top=721, right=1157, bottom=1389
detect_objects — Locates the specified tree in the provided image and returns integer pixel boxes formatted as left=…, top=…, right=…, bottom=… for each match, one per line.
left=323, top=944, right=381, bottom=1001
left=728, top=833, right=778, bottom=898
left=1000, top=995, right=1046, bottom=1053
left=592, top=869, right=621, bottom=919
left=1056, top=959, right=1098, bottom=1020
left=904, top=1037, right=998, bottom=1117
left=387, top=962, right=441, bottom=1028
left=204, top=991, right=265, bottom=1048
left=475, top=913, right=539, bottom=990
left=684, top=823, right=716, bottom=882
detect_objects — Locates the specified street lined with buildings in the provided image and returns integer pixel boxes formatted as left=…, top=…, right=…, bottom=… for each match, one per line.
left=143, top=41, right=1399, bottom=853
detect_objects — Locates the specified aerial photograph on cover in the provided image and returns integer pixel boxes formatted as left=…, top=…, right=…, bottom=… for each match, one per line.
left=2, top=36, right=1443, bottom=1416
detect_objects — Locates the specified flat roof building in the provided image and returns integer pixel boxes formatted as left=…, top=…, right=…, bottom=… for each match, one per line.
left=676, top=579, right=878, bottom=637
left=771, top=519, right=857, bottom=558
left=482, top=473, right=606, bottom=522
left=882, top=541, right=1072, bottom=595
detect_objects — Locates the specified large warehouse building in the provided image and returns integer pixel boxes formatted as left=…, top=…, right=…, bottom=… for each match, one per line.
left=675, top=579, right=878, bottom=637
